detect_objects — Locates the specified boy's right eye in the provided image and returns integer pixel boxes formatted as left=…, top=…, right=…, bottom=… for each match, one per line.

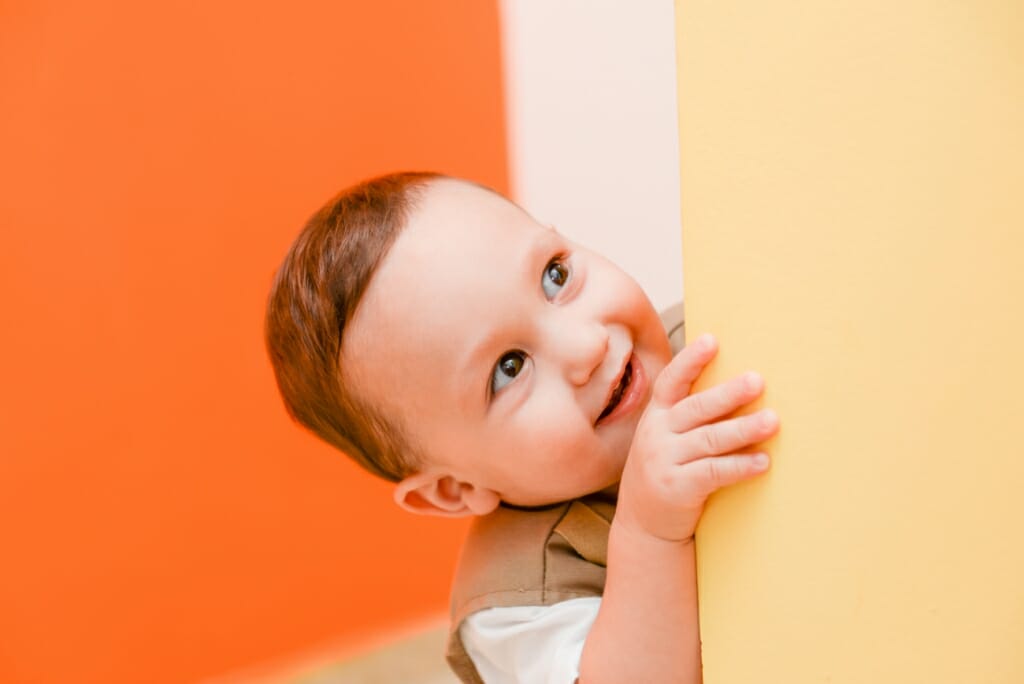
left=490, top=350, right=526, bottom=395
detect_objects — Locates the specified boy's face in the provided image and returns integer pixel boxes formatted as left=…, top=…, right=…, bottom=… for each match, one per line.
left=343, top=179, right=673, bottom=508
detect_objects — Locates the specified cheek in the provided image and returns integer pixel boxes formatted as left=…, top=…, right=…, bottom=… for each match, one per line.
left=598, top=266, right=660, bottom=323
left=643, top=325, right=674, bottom=369
left=511, top=399, right=594, bottom=454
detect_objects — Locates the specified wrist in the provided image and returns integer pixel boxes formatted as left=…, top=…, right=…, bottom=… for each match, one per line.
left=610, top=517, right=696, bottom=551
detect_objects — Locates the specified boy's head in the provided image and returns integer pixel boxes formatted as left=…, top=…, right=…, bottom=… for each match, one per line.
left=266, top=174, right=672, bottom=517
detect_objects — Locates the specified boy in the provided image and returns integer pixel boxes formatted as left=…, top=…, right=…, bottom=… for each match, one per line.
left=265, top=172, right=778, bottom=683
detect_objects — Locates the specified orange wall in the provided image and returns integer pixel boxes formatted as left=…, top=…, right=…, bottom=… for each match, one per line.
left=0, top=2, right=506, bottom=682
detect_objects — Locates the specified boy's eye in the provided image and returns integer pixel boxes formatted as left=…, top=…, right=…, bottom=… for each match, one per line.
left=491, top=350, right=526, bottom=395
left=541, top=257, right=571, bottom=299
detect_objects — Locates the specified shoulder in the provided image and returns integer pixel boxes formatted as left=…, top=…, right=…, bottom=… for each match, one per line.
left=449, top=502, right=576, bottom=620
left=449, top=493, right=614, bottom=623
left=446, top=497, right=613, bottom=684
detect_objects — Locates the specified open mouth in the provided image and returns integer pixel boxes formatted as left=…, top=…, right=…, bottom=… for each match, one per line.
left=597, top=360, right=633, bottom=423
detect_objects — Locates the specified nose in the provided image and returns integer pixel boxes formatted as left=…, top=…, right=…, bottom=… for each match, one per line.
left=558, top=319, right=610, bottom=386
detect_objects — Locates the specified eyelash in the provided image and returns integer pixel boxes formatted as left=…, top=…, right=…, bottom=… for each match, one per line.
left=488, top=254, right=573, bottom=399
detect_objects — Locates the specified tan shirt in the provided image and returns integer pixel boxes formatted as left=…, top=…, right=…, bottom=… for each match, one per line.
left=446, top=491, right=615, bottom=683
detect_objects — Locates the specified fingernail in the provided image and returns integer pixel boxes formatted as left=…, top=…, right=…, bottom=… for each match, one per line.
left=744, top=371, right=762, bottom=390
left=761, top=409, right=778, bottom=428
left=698, top=333, right=715, bottom=350
left=753, top=453, right=770, bottom=469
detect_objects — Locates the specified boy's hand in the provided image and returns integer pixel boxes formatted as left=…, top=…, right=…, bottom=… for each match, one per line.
left=615, top=333, right=779, bottom=543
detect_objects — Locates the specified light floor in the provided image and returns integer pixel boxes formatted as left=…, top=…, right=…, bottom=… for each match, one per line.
left=205, top=626, right=459, bottom=684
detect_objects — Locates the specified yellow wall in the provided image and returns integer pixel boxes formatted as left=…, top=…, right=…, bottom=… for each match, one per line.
left=675, top=2, right=1024, bottom=681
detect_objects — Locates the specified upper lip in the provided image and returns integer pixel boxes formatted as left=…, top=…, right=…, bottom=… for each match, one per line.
left=595, top=348, right=633, bottom=425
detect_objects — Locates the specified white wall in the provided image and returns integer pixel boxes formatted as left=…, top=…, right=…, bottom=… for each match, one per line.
left=498, top=0, right=683, bottom=311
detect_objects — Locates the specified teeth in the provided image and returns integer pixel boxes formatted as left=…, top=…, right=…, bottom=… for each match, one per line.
left=598, top=361, right=632, bottom=422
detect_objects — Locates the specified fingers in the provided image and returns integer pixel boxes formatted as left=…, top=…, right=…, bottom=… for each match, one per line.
left=669, top=370, right=765, bottom=434
left=675, top=408, right=779, bottom=464
left=651, top=333, right=718, bottom=408
left=680, top=452, right=771, bottom=499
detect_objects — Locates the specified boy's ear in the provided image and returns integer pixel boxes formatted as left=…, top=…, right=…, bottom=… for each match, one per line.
left=393, top=471, right=500, bottom=518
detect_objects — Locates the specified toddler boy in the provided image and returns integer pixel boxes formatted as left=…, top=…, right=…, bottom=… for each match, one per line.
left=265, top=173, right=778, bottom=683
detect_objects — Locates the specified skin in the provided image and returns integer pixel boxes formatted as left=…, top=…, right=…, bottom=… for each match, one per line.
left=342, top=178, right=780, bottom=682
left=344, top=178, right=675, bottom=511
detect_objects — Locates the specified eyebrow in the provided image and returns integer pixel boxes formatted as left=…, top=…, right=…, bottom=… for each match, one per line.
left=456, top=230, right=559, bottom=412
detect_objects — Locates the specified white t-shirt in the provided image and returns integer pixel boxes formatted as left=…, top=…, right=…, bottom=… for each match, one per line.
left=459, top=596, right=602, bottom=684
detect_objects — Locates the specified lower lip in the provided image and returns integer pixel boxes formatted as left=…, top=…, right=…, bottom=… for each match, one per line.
left=597, top=353, right=647, bottom=427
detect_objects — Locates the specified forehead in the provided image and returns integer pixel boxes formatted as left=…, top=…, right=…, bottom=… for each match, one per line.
left=406, top=178, right=531, bottom=243
left=372, top=178, right=546, bottom=309
left=342, top=179, right=551, bottom=408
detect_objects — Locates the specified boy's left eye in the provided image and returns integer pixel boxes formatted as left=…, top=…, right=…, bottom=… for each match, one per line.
left=541, top=257, right=571, bottom=299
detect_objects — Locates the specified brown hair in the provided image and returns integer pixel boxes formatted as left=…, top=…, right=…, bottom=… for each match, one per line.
left=264, top=171, right=441, bottom=481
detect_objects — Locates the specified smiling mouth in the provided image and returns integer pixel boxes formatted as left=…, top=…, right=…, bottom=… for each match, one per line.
left=597, top=360, right=633, bottom=423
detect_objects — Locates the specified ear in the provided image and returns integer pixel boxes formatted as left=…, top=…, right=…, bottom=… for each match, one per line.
left=393, top=471, right=501, bottom=518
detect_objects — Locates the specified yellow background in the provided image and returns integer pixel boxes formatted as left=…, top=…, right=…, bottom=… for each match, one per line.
left=675, top=1, right=1024, bottom=681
